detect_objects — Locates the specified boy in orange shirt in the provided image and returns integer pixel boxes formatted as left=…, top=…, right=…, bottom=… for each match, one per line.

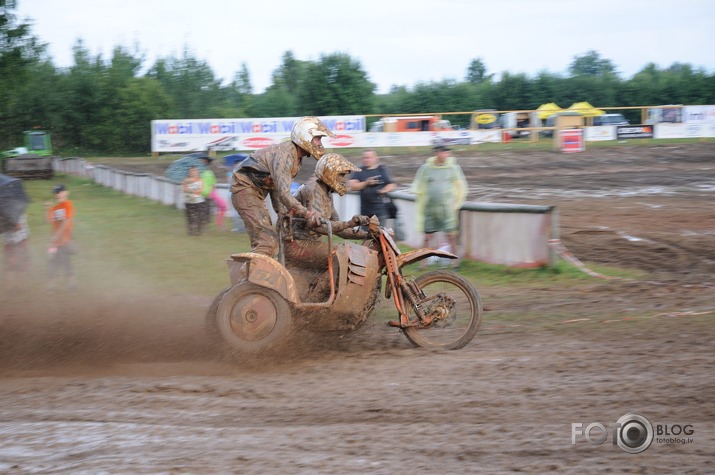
left=45, top=184, right=75, bottom=290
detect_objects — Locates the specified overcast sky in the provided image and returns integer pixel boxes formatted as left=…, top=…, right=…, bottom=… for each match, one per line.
left=15, top=0, right=715, bottom=94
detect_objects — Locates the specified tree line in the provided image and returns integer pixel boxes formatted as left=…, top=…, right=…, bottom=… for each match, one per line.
left=2, top=1, right=714, bottom=155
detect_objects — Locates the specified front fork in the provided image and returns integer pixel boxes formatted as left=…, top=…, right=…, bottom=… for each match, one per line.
left=379, top=236, right=430, bottom=328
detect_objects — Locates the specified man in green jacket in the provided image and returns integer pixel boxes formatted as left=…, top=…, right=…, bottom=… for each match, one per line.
left=410, top=144, right=468, bottom=266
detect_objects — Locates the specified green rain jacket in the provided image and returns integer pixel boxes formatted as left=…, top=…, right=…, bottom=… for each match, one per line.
left=409, top=155, right=468, bottom=232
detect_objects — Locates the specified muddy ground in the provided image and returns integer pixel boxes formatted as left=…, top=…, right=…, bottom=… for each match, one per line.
left=1, top=142, right=714, bottom=473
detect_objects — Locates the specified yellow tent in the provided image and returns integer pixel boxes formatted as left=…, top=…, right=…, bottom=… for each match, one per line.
left=536, top=103, right=563, bottom=119
left=567, top=102, right=605, bottom=117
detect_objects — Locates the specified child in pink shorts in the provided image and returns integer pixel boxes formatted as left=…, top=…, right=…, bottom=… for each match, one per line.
left=210, top=189, right=228, bottom=230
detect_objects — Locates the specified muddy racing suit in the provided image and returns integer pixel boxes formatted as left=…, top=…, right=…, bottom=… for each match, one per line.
left=283, top=175, right=369, bottom=270
left=230, top=141, right=314, bottom=257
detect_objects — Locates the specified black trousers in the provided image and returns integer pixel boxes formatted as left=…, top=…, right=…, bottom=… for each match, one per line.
left=185, top=202, right=204, bottom=235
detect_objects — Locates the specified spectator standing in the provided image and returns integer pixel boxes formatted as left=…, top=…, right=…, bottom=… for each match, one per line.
left=199, top=155, right=216, bottom=229
left=209, top=188, right=228, bottom=231
left=2, top=212, right=30, bottom=290
left=182, top=166, right=205, bottom=235
left=230, top=116, right=334, bottom=257
left=410, top=144, right=468, bottom=266
left=347, top=149, right=396, bottom=228
left=45, top=184, right=76, bottom=290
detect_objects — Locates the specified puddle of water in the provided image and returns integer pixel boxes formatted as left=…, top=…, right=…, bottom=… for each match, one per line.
left=470, top=183, right=713, bottom=200
left=617, top=231, right=655, bottom=243
left=636, top=202, right=664, bottom=209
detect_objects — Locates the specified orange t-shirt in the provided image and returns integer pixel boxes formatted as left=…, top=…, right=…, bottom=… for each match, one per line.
left=48, top=200, right=74, bottom=246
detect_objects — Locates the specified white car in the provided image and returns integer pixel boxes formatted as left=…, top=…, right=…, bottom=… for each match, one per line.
left=593, top=114, right=629, bottom=126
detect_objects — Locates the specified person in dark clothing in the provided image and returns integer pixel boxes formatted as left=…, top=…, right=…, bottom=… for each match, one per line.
left=347, top=149, right=396, bottom=227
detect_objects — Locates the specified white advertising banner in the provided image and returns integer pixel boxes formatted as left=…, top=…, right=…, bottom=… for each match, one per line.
left=361, top=130, right=503, bottom=148
left=585, top=126, right=617, bottom=141
left=151, top=115, right=366, bottom=153
left=151, top=107, right=715, bottom=153
left=654, top=123, right=688, bottom=139
left=151, top=126, right=506, bottom=153
left=683, top=105, right=715, bottom=123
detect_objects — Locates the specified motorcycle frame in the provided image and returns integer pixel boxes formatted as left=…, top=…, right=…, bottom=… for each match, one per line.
left=226, top=215, right=459, bottom=329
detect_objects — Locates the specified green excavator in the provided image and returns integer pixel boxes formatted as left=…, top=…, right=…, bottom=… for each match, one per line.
left=1, top=130, right=54, bottom=179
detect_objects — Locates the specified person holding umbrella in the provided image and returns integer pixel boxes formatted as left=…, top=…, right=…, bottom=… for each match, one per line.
left=0, top=174, right=31, bottom=289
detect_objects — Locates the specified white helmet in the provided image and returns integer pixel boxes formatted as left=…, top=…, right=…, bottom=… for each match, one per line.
left=315, top=153, right=359, bottom=196
left=291, top=116, right=336, bottom=159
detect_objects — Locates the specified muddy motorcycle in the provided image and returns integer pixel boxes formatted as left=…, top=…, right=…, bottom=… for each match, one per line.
left=206, top=216, right=482, bottom=356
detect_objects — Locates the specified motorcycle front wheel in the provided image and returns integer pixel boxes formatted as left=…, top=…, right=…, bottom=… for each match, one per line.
left=403, top=270, right=482, bottom=350
left=215, top=282, right=293, bottom=357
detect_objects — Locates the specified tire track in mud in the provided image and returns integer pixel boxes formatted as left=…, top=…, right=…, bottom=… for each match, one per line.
left=562, top=229, right=715, bottom=278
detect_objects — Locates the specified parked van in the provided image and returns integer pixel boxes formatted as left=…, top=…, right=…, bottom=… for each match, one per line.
left=593, top=114, right=629, bottom=126
left=369, top=116, right=453, bottom=132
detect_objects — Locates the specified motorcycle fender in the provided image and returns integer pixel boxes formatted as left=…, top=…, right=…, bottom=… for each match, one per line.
left=397, top=249, right=457, bottom=269
left=228, top=253, right=300, bottom=303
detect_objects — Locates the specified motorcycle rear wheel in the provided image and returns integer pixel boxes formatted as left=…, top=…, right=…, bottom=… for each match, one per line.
left=403, top=270, right=482, bottom=350
left=215, top=282, right=293, bottom=356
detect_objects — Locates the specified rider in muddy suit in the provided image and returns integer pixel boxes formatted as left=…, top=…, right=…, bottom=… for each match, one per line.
left=282, top=154, right=372, bottom=301
left=283, top=153, right=371, bottom=270
left=230, top=117, right=334, bottom=257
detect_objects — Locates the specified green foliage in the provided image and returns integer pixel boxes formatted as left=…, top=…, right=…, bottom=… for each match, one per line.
left=145, top=47, right=224, bottom=118
left=296, top=52, right=376, bottom=116
left=454, top=257, right=644, bottom=286
left=491, top=72, right=533, bottom=110
left=272, top=50, right=304, bottom=95
left=568, top=50, right=618, bottom=77
left=1, top=6, right=714, bottom=155
left=466, top=57, right=491, bottom=84
left=108, top=78, right=173, bottom=153
left=0, top=0, right=46, bottom=146
left=254, top=86, right=298, bottom=117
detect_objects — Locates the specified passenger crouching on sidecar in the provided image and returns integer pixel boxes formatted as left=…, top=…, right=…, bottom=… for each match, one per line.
left=281, top=153, right=374, bottom=303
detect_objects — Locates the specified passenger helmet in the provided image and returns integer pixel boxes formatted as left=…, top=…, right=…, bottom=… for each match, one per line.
left=315, top=153, right=359, bottom=196
left=291, top=116, right=336, bottom=159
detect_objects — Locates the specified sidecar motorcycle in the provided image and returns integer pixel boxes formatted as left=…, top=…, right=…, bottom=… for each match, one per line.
left=205, top=217, right=482, bottom=356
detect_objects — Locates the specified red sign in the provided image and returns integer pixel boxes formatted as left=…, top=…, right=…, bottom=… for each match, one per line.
left=560, top=129, right=584, bottom=153
left=243, top=137, right=275, bottom=149
left=329, top=135, right=355, bottom=147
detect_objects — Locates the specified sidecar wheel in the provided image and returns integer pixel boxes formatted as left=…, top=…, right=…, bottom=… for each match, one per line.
left=403, top=270, right=482, bottom=350
left=216, top=282, right=293, bottom=356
